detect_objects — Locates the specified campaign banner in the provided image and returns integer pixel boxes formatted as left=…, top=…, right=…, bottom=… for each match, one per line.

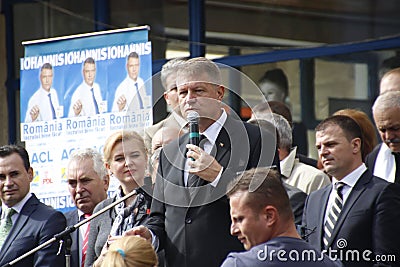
left=20, top=26, right=152, bottom=212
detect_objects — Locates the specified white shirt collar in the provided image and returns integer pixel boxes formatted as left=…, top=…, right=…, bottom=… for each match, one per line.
left=374, top=143, right=395, bottom=182
left=200, top=109, right=227, bottom=146
left=1, top=192, right=32, bottom=215
left=331, top=163, right=367, bottom=188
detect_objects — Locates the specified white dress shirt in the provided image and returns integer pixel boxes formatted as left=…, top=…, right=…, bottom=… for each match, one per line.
left=183, top=109, right=227, bottom=187
left=324, top=164, right=367, bottom=223
left=373, top=144, right=396, bottom=183
left=112, top=76, right=146, bottom=112
left=25, top=87, right=61, bottom=122
left=68, top=82, right=103, bottom=117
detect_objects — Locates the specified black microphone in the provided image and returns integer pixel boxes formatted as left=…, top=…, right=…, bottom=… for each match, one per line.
left=187, top=111, right=200, bottom=147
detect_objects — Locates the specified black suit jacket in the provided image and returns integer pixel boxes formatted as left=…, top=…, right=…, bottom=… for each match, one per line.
left=0, top=194, right=66, bottom=267
left=65, top=209, right=80, bottom=267
left=145, top=115, right=279, bottom=267
left=283, top=183, right=307, bottom=226
left=302, top=170, right=400, bottom=267
left=365, top=143, right=381, bottom=172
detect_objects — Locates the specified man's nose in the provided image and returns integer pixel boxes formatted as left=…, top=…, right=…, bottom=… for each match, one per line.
left=230, top=223, right=239, bottom=236
left=3, top=176, right=14, bottom=186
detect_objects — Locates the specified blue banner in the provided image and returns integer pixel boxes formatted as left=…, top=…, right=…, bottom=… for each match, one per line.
left=20, top=26, right=152, bottom=212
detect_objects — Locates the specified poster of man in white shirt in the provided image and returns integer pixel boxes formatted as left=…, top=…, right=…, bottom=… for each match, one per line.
left=68, top=57, right=105, bottom=117
left=25, top=63, right=62, bottom=122
left=112, top=51, right=149, bottom=112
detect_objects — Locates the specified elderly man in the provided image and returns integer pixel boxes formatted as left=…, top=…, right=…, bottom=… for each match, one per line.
left=260, top=113, right=330, bottom=194
left=366, top=91, right=400, bottom=183
left=143, top=58, right=188, bottom=153
left=379, top=67, right=400, bottom=94
left=64, top=148, right=109, bottom=267
left=0, top=145, right=66, bottom=266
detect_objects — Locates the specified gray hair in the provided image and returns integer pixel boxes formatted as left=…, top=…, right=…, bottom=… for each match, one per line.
left=262, top=113, right=292, bottom=151
left=68, top=148, right=108, bottom=180
left=160, top=58, right=187, bottom=90
left=372, top=90, right=400, bottom=114
left=176, top=57, right=222, bottom=86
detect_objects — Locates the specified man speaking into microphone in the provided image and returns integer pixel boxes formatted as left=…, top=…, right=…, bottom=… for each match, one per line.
left=126, top=57, right=279, bottom=267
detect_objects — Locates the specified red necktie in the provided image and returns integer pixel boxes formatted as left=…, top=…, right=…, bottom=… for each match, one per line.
left=81, top=213, right=91, bottom=267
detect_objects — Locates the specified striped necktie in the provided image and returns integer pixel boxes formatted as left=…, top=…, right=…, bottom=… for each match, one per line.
left=81, top=213, right=91, bottom=267
left=0, top=208, right=16, bottom=248
left=323, top=182, right=345, bottom=249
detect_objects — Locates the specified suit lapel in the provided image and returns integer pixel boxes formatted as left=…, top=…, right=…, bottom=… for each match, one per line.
left=0, top=195, right=37, bottom=261
left=189, top=117, right=235, bottom=203
left=327, top=171, right=370, bottom=248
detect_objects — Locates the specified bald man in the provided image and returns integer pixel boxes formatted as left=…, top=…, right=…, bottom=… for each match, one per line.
left=379, top=67, right=400, bottom=94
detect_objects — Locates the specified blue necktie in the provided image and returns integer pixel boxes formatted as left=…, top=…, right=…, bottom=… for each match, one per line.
left=135, top=83, right=144, bottom=109
left=91, top=88, right=100, bottom=114
left=48, top=93, right=56, bottom=119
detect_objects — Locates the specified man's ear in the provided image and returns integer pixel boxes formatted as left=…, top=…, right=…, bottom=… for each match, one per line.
left=28, top=167, right=34, bottom=182
left=103, top=174, right=110, bottom=191
left=264, top=205, right=278, bottom=227
left=351, top=137, right=362, bottom=154
left=216, top=85, right=225, bottom=101
left=163, top=91, right=170, bottom=105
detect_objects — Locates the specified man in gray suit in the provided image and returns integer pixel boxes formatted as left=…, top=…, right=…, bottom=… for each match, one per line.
left=64, top=148, right=109, bottom=267
left=303, top=115, right=400, bottom=267
left=221, top=167, right=342, bottom=267
left=0, top=145, right=66, bottom=267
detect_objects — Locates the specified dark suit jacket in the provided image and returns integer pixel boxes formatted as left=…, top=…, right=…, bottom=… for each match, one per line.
left=145, top=115, right=279, bottom=267
left=302, top=170, right=400, bottom=267
left=284, top=183, right=307, bottom=226
left=365, top=143, right=382, bottom=171
left=64, top=209, right=80, bottom=267
left=0, top=194, right=66, bottom=267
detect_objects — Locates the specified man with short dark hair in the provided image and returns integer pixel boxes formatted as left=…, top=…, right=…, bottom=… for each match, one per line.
left=221, top=167, right=342, bottom=267
left=0, top=145, right=66, bottom=266
left=64, top=148, right=109, bottom=267
left=303, top=115, right=400, bottom=267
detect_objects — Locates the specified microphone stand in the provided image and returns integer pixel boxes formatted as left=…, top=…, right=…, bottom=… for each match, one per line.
left=2, top=189, right=139, bottom=267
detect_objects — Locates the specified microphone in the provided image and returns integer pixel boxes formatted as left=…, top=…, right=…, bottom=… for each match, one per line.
left=187, top=111, right=200, bottom=147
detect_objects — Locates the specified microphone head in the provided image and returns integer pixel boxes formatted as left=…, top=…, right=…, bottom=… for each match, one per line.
left=187, top=111, right=200, bottom=123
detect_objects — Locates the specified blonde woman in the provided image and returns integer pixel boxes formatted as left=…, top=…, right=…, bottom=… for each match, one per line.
left=101, top=236, right=158, bottom=267
left=85, top=131, right=151, bottom=267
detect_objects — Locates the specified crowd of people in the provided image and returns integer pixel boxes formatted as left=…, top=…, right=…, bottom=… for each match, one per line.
left=2, top=56, right=400, bottom=267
